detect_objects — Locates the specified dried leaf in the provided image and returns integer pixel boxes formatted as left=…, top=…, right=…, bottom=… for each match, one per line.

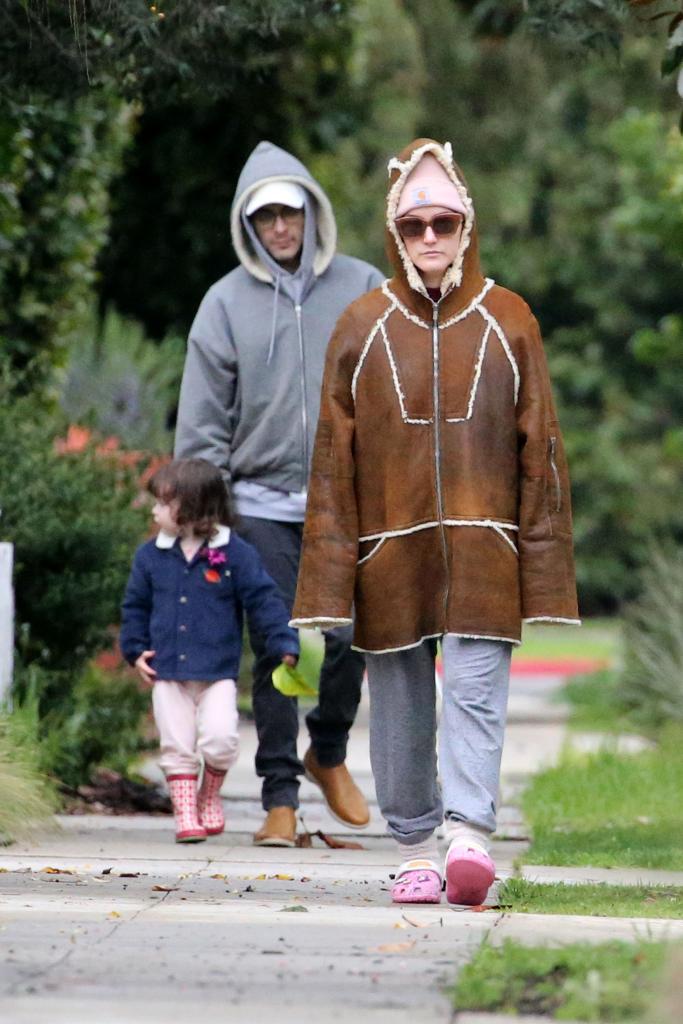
left=253, top=873, right=267, bottom=880
left=393, top=921, right=409, bottom=929
left=108, top=910, right=121, bottom=918
left=271, top=873, right=294, bottom=881
left=210, top=873, right=227, bottom=880
left=401, top=914, right=431, bottom=928
left=375, top=940, right=416, bottom=953
left=313, top=829, right=364, bottom=850
left=41, top=866, right=74, bottom=875
left=280, top=905, right=309, bottom=912
left=102, top=867, right=113, bottom=875
left=119, top=872, right=140, bottom=878
left=151, top=884, right=178, bottom=892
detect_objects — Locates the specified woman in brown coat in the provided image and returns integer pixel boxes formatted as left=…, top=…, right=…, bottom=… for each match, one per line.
left=291, top=139, right=579, bottom=905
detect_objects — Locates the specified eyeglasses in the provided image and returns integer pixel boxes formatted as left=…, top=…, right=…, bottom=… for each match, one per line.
left=394, top=214, right=464, bottom=240
left=251, top=205, right=304, bottom=229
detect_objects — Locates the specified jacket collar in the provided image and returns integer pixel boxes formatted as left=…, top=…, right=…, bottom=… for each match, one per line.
left=155, top=525, right=231, bottom=549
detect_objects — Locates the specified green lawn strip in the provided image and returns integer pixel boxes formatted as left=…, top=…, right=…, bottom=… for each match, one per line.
left=452, top=938, right=670, bottom=1021
left=522, top=731, right=683, bottom=870
left=513, top=618, right=621, bottom=663
left=497, top=877, right=683, bottom=918
left=561, top=668, right=634, bottom=733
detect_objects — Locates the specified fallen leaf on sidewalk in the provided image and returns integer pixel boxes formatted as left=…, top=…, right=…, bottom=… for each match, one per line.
left=375, top=940, right=416, bottom=953
left=151, top=884, right=178, bottom=892
left=393, top=921, right=409, bottom=929
left=253, top=873, right=267, bottom=880
left=271, top=873, right=295, bottom=881
left=401, top=914, right=431, bottom=928
left=108, top=910, right=121, bottom=918
left=280, top=905, right=309, bottom=912
left=313, top=830, right=364, bottom=850
left=41, top=867, right=74, bottom=875
left=119, top=872, right=141, bottom=879
left=210, top=873, right=227, bottom=880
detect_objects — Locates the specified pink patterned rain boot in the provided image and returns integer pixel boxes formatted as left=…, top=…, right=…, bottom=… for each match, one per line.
left=197, top=764, right=226, bottom=835
left=167, top=774, right=207, bottom=843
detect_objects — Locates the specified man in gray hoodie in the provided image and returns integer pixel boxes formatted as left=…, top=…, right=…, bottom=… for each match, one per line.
left=175, top=141, right=384, bottom=846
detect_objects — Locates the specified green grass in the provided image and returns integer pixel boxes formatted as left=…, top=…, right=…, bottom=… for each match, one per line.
left=562, top=668, right=633, bottom=732
left=523, top=729, right=683, bottom=869
left=453, top=939, right=671, bottom=1021
left=498, top=878, right=683, bottom=918
left=514, top=617, right=620, bottom=662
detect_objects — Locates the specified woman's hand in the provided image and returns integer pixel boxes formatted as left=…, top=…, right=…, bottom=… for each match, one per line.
left=135, top=650, right=157, bottom=687
left=281, top=653, right=299, bottom=667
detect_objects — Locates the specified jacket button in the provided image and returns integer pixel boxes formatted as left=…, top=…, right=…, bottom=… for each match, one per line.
left=179, top=624, right=187, bottom=632
left=179, top=596, right=187, bottom=604
left=179, top=654, right=186, bottom=661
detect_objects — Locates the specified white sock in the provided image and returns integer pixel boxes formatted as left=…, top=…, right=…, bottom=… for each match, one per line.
left=395, top=835, right=440, bottom=870
left=443, top=820, right=491, bottom=855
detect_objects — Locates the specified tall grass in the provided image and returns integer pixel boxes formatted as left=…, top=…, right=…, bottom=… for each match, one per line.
left=617, top=545, right=683, bottom=730
left=0, top=698, right=59, bottom=844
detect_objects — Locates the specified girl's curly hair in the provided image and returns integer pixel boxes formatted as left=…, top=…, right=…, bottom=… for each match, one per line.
left=148, top=458, right=233, bottom=538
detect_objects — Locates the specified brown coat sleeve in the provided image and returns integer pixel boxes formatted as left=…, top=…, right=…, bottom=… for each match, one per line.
left=290, top=307, right=361, bottom=629
left=515, top=312, right=580, bottom=623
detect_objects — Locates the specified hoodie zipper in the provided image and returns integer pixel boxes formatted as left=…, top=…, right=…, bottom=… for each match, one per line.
left=549, top=436, right=561, bottom=512
left=432, top=301, right=449, bottom=622
left=295, top=303, right=308, bottom=490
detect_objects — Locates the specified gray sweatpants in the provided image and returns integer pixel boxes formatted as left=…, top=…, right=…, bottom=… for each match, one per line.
left=366, top=635, right=512, bottom=845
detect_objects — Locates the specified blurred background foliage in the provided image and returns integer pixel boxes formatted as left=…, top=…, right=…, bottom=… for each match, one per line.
left=0, top=0, right=682, bottom=785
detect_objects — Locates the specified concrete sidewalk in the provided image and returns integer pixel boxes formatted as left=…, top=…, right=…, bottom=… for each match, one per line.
left=1, top=674, right=679, bottom=1023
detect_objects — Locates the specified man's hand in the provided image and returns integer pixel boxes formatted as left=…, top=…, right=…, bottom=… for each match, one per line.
left=135, top=650, right=157, bottom=687
left=281, top=653, right=299, bottom=667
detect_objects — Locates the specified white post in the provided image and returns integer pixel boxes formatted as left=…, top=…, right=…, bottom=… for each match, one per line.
left=0, top=543, right=14, bottom=706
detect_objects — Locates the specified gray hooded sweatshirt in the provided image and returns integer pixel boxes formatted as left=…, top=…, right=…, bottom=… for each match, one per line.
left=174, top=141, right=384, bottom=509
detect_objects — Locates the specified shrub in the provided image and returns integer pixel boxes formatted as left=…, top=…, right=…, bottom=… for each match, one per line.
left=12, top=659, right=150, bottom=790
left=616, top=545, right=683, bottom=730
left=0, top=384, right=146, bottom=682
left=59, top=307, right=185, bottom=452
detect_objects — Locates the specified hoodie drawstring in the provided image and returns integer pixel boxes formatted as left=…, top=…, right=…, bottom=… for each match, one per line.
left=266, top=272, right=281, bottom=365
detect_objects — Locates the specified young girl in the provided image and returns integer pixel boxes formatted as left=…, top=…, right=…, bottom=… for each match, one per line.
left=291, top=139, right=579, bottom=904
left=121, top=458, right=299, bottom=842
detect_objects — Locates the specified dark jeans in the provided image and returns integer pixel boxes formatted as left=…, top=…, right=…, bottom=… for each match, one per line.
left=238, top=515, right=365, bottom=810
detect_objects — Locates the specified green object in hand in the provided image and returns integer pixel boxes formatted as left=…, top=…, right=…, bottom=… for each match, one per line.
left=272, top=662, right=318, bottom=697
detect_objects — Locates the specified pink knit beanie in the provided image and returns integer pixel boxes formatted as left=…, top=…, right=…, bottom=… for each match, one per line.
left=396, top=153, right=466, bottom=217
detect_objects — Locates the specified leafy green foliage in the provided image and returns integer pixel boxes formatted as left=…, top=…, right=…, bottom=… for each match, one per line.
left=0, top=381, right=146, bottom=675
left=0, top=94, right=133, bottom=389
left=59, top=307, right=184, bottom=451
left=453, top=938, right=669, bottom=1020
left=0, top=1, right=350, bottom=105
left=11, top=660, right=150, bottom=790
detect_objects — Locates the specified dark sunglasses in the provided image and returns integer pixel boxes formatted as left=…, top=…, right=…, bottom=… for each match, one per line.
left=394, top=214, right=464, bottom=240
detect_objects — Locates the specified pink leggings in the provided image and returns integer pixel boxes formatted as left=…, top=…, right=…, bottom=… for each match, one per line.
left=152, top=679, right=239, bottom=776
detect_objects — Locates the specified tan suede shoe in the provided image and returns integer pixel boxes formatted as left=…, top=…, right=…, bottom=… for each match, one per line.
left=253, top=806, right=297, bottom=847
left=303, top=747, right=370, bottom=829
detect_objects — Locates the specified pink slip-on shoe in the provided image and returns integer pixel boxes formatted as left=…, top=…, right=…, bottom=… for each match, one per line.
left=445, top=843, right=495, bottom=906
left=391, top=859, right=442, bottom=904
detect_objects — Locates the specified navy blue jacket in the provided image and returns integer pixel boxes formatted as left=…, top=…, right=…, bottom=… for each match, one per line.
left=120, top=529, right=299, bottom=682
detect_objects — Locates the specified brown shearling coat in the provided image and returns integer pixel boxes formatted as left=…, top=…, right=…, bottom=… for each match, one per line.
left=291, top=139, right=579, bottom=652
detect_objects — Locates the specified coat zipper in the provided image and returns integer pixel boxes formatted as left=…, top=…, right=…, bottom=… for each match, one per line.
left=549, top=436, right=561, bottom=512
left=432, top=302, right=449, bottom=622
left=295, top=303, right=308, bottom=491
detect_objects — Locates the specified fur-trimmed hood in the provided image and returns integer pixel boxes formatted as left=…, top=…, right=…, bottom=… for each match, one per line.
left=386, top=138, right=486, bottom=318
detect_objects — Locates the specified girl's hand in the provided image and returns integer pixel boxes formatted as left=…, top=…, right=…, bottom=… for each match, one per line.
left=281, top=653, right=299, bottom=667
left=135, top=650, right=157, bottom=687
